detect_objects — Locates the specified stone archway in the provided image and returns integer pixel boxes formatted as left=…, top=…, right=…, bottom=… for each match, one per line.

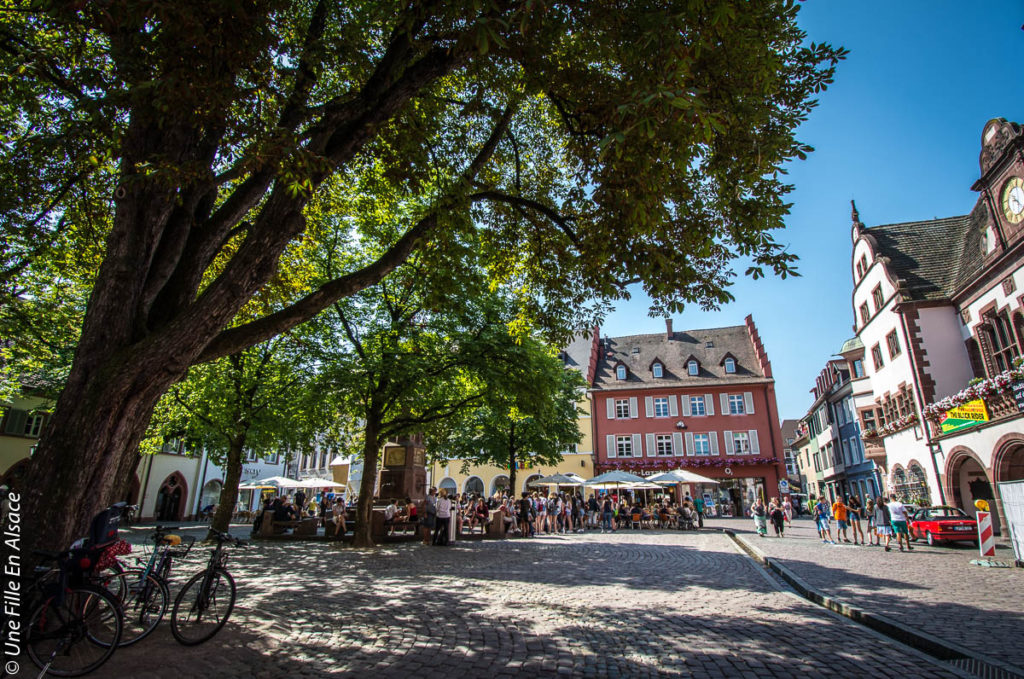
left=490, top=474, right=510, bottom=497
left=523, top=473, right=543, bottom=493
left=945, top=446, right=999, bottom=534
left=995, top=441, right=1024, bottom=484
left=463, top=476, right=484, bottom=497
left=438, top=477, right=457, bottom=495
left=154, top=471, right=188, bottom=522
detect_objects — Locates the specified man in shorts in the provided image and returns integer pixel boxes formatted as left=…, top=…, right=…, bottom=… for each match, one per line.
left=814, top=497, right=835, bottom=544
left=831, top=496, right=851, bottom=543
left=887, top=496, right=914, bottom=552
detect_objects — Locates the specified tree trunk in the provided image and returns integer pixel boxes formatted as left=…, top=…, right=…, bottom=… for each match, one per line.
left=209, top=436, right=246, bottom=539
left=21, top=355, right=184, bottom=559
left=508, top=424, right=517, bottom=497
left=352, top=411, right=382, bottom=548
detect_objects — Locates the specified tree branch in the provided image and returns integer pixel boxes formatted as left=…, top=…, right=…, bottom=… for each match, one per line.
left=197, top=103, right=518, bottom=363
left=469, top=189, right=581, bottom=247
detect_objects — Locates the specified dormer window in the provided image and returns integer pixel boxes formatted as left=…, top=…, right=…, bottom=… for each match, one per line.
left=724, top=358, right=736, bottom=374
left=652, top=362, right=664, bottom=378
left=616, top=364, right=627, bottom=380
left=687, top=360, right=699, bottom=376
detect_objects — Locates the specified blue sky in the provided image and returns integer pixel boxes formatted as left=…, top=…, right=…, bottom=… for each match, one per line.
left=599, top=1, right=1024, bottom=421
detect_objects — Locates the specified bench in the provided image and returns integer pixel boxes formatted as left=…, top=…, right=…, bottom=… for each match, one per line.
left=258, top=511, right=319, bottom=537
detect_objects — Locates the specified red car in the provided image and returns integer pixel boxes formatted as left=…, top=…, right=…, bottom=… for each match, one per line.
left=908, top=506, right=978, bottom=546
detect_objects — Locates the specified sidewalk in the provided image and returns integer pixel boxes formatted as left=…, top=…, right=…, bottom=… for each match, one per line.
left=707, top=516, right=1024, bottom=675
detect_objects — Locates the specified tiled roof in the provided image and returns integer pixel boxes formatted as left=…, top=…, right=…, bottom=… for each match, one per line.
left=592, top=324, right=771, bottom=391
left=560, top=332, right=594, bottom=375
left=866, top=200, right=989, bottom=302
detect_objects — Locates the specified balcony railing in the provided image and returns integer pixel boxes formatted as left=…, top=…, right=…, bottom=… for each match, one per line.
left=922, top=365, right=1024, bottom=438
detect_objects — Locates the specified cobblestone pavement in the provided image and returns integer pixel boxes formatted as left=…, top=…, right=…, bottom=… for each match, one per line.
left=14, top=526, right=967, bottom=679
left=712, top=515, right=1024, bottom=673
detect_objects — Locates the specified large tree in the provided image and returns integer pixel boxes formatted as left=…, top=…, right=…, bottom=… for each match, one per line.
left=5, top=1, right=844, bottom=550
left=428, top=337, right=584, bottom=496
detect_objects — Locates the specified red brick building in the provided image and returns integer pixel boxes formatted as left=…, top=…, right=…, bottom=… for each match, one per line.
left=585, top=316, right=786, bottom=517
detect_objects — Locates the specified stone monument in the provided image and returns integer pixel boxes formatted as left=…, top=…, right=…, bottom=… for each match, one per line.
left=378, top=434, right=427, bottom=502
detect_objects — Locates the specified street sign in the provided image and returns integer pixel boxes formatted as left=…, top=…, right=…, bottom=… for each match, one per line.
left=778, top=479, right=790, bottom=494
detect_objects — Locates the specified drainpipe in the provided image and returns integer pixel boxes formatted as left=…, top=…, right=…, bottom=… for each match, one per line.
left=139, top=454, right=154, bottom=520
left=194, top=447, right=210, bottom=517
left=898, top=303, right=948, bottom=505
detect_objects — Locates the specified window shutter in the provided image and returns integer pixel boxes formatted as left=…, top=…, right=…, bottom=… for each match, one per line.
left=705, top=394, right=714, bottom=416
left=674, top=433, right=684, bottom=456
left=749, top=430, right=760, bottom=454
left=684, top=432, right=694, bottom=456
left=681, top=396, right=691, bottom=417
left=709, top=431, right=719, bottom=455
left=744, top=392, right=755, bottom=415
left=629, top=397, right=639, bottom=418
left=606, top=435, right=616, bottom=458
left=606, top=398, right=615, bottom=420
left=669, top=395, right=679, bottom=418
left=631, top=433, right=642, bottom=457
left=644, top=397, right=654, bottom=418
left=724, top=430, right=734, bottom=454
left=646, top=433, right=656, bottom=457
left=720, top=393, right=729, bottom=415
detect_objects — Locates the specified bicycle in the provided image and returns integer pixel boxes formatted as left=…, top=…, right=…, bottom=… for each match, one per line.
left=169, top=529, right=245, bottom=645
left=9, top=500, right=130, bottom=677
left=100, top=525, right=195, bottom=646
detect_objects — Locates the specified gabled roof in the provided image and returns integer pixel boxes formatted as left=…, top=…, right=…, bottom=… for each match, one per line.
left=592, top=324, right=770, bottom=391
left=865, top=200, right=989, bottom=302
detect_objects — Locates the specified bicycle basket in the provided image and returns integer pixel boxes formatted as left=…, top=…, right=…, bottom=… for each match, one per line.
left=95, top=539, right=132, bottom=572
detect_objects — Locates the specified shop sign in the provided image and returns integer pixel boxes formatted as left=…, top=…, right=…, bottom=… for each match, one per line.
left=1012, top=380, right=1024, bottom=412
left=939, top=399, right=989, bottom=435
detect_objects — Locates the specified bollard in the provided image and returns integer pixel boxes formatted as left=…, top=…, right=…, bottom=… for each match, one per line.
left=977, top=510, right=996, bottom=557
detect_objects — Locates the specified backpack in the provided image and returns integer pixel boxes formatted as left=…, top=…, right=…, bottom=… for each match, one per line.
left=547, top=498, right=557, bottom=513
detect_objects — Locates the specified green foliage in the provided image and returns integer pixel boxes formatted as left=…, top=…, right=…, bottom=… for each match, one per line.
left=428, top=335, right=585, bottom=474
left=147, top=338, right=319, bottom=466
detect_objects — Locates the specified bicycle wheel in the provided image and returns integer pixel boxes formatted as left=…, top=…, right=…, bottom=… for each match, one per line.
left=170, top=568, right=236, bottom=645
left=101, top=568, right=169, bottom=646
left=26, top=584, right=123, bottom=677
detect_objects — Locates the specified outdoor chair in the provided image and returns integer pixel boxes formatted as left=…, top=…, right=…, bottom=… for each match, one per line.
left=630, top=513, right=642, bottom=529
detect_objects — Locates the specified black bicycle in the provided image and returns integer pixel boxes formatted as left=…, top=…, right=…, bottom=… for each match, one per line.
left=169, top=529, right=243, bottom=645
left=100, top=525, right=194, bottom=646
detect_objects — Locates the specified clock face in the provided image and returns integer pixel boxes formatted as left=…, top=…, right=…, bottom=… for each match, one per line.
left=1002, top=176, right=1024, bottom=224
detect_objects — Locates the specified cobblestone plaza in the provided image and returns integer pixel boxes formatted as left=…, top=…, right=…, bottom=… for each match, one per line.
left=76, top=522, right=1002, bottom=679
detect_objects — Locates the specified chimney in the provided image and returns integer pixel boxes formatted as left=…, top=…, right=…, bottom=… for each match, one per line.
left=665, top=317, right=673, bottom=339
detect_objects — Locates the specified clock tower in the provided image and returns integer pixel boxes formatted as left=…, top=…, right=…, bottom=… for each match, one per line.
left=973, top=119, right=1024, bottom=244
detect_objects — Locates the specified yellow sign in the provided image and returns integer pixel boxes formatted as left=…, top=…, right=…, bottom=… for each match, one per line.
left=939, top=399, right=990, bottom=434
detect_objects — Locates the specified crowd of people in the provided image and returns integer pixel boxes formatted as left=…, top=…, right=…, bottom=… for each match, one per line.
left=419, top=486, right=707, bottom=546
left=809, top=494, right=915, bottom=552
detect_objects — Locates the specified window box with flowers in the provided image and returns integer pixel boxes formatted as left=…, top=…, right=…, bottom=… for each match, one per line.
left=860, top=412, right=919, bottom=440
left=922, top=358, right=1024, bottom=427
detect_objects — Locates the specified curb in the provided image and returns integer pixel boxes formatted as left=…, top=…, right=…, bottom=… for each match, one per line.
left=725, top=529, right=1024, bottom=679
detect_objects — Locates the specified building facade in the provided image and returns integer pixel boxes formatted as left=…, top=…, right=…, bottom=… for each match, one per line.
left=590, top=316, right=786, bottom=517
left=842, top=118, right=1024, bottom=531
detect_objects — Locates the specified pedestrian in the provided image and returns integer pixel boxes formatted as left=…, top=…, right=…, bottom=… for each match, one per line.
left=831, top=495, right=851, bottom=543
left=693, top=494, right=705, bottom=528
left=422, top=488, right=437, bottom=544
left=601, top=494, right=614, bottom=533
left=873, top=496, right=893, bottom=551
left=383, top=498, right=398, bottom=535
left=887, top=496, right=913, bottom=552
left=847, top=494, right=864, bottom=545
left=813, top=497, right=835, bottom=544
left=865, top=497, right=878, bottom=545
left=768, top=497, right=785, bottom=537
left=433, top=488, right=452, bottom=546
left=782, top=496, right=793, bottom=525
left=333, top=497, right=347, bottom=538
left=751, top=497, right=768, bottom=537
left=294, top=489, right=306, bottom=515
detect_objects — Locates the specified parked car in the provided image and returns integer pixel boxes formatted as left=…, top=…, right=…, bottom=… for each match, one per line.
left=908, top=506, right=978, bottom=546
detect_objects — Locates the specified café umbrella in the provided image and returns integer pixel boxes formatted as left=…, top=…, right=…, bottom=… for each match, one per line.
left=584, top=470, right=648, bottom=490
left=528, top=473, right=587, bottom=487
left=646, top=470, right=720, bottom=485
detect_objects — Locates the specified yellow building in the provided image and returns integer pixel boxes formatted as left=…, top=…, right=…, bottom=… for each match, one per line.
left=428, top=334, right=598, bottom=496
left=0, top=394, right=51, bottom=484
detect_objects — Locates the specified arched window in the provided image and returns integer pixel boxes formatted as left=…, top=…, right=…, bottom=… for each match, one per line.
left=724, top=358, right=736, bottom=374
left=652, top=362, right=663, bottom=378
left=687, top=360, right=699, bottom=376
left=616, top=365, right=627, bottom=380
